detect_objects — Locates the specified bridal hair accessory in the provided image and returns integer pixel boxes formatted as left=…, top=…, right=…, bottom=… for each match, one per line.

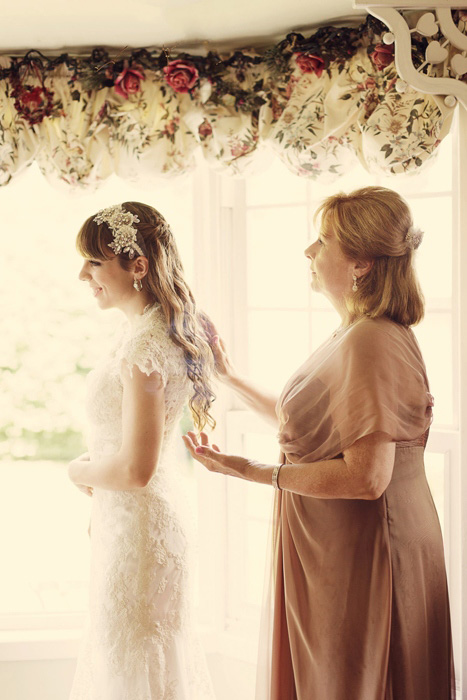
left=352, top=274, right=358, bottom=292
left=405, top=225, right=424, bottom=250
left=93, top=204, right=145, bottom=259
left=133, top=278, right=143, bottom=292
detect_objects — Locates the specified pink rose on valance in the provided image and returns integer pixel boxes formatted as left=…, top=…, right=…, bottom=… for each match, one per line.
left=114, top=63, right=145, bottom=98
left=163, top=59, right=199, bottom=93
left=295, top=53, right=325, bottom=78
left=370, top=44, right=394, bottom=70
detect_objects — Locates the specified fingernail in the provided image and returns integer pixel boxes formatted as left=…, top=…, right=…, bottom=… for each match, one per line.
left=195, top=446, right=205, bottom=454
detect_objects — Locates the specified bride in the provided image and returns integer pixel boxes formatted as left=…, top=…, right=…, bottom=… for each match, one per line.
left=68, top=202, right=216, bottom=700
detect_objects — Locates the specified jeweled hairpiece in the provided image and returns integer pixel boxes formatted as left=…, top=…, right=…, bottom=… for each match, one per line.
left=93, top=204, right=145, bottom=259
left=405, top=225, right=424, bottom=251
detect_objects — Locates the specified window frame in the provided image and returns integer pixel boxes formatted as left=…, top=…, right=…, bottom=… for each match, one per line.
left=195, top=115, right=465, bottom=696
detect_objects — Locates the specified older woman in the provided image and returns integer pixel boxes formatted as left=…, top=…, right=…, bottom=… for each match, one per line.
left=183, top=186, right=455, bottom=700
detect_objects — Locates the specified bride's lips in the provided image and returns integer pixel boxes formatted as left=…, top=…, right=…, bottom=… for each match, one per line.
left=91, top=286, right=103, bottom=297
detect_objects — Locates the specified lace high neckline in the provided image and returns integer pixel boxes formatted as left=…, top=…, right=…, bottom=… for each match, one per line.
left=126, top=302, right=161, bottom=335
left=140, top=302, right=160, bottom=318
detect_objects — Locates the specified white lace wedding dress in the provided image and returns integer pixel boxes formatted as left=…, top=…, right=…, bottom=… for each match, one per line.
left=70, top=304, right=215, bottom=700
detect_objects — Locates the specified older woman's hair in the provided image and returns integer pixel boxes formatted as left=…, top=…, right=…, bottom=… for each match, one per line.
left=315, top=186, right=424, bottom=326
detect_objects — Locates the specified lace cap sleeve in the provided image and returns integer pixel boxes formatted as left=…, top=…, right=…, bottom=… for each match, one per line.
left=116, top=307, right=172, bottom=386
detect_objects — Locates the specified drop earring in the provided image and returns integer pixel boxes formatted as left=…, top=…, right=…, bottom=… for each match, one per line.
left=352, top=275, right=358, bottom=292
left=133, top=278, right=143, bottom=292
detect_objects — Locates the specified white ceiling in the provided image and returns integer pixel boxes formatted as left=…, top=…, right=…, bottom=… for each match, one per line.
left=1, top=0, right=364, bottom=52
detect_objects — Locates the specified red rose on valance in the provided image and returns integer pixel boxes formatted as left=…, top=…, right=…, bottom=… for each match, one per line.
left=114, top=64, right=145, bottom=98
left=163, top=59, right=199, bottom=93
left=198, top=119, right=213, bottom=138
left=295, top=53, right=325, bottom=78
left=370, top=44, right=394, bottom=70
left=12, top=84, right=54, bottom=125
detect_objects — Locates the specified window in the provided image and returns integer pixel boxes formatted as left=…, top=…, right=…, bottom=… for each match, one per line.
left=0, top=164, right=195, bottom=628
left=0, top=121, right=463, bottom=697
left=214, top=129, right=462, bottom=684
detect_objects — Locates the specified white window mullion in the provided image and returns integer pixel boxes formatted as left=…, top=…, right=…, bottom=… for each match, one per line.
left=192, top=165, right=230, bottom=635
left=455, top=103, right=467, bottom=699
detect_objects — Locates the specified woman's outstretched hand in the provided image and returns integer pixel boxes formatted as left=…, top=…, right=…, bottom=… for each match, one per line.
left=182, top=431, right=250, bottom=480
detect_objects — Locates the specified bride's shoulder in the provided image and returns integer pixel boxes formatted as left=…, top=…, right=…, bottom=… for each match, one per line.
left=117, top=304, right=184, bottom=380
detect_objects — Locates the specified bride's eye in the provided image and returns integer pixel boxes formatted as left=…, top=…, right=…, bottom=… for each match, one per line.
left=89, top=260, right=101, bottom=266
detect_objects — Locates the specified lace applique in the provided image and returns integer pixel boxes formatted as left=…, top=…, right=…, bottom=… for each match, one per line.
left=116, top=304, right=186, bottom=384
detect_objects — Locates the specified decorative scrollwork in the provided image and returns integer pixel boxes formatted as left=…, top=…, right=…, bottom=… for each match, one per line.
left=357, top=5, right=467, bottom=109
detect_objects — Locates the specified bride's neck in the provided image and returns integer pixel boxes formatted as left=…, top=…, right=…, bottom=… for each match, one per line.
left=121, top=292, right=155, bottom=327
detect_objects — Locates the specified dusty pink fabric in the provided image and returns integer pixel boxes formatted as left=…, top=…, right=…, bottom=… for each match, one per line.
left=260, top=316, right=455, bottom=700
left=277, top=316, right=433, bottom=463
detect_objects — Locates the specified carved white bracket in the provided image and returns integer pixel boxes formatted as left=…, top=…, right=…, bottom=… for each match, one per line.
left=354, top=3, right=467, bottom=109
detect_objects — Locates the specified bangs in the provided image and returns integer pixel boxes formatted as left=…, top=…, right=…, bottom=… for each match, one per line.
left=76, top=216, right=114, bottom=260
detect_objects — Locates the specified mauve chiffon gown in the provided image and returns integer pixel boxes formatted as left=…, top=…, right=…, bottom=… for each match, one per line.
left=261, top=316, right=455, bottom=700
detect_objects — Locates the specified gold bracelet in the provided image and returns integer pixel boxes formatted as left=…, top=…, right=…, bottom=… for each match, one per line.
left=272, top=464, right=283, bottom=490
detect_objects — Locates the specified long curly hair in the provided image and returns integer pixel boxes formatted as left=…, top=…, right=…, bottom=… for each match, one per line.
left=76, top=201, right=216, bottom=431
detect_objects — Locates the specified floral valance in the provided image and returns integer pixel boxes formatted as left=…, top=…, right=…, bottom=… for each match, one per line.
left=0, top=16, right=456, bottom=189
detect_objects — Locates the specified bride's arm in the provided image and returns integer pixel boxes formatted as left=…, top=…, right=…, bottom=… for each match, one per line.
left=68, top=364, right=165, bottom=490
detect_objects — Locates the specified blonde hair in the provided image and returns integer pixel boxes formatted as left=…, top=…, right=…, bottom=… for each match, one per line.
left=77, top=201, right=216, bottom=431
left=315, top=186, right=424, bottom=326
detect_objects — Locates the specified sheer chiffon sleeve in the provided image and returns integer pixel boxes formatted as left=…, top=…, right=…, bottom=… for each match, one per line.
left=277, top=316, right=433, bottom=464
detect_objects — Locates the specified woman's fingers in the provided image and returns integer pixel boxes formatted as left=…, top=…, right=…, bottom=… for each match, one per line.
left=186, top=430, right=199, bottom=447
left=199, top=314, right=220, bottom=344
left=200, top=432, right=210, bottom=446
left=182, top=434, right=223, bottom=467
left=185, top=431, right=214, bottom=449
left=210, top=337, right=223, bottom=359
left=212, top=335, right=226, bottom=356
left=183, top=433, right=204, bottom=457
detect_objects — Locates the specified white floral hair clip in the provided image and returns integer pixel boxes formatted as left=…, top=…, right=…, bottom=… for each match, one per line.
left=405, top=225, right=424, bottom=250
left=93, top=204, right=145, bottom=259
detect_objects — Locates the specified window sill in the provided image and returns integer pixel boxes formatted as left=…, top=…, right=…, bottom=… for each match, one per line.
left=0, top=628, right=82, bottom=661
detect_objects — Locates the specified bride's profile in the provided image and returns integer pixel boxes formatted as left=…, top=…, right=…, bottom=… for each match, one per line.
left=68, top=201, right=216, bottom=699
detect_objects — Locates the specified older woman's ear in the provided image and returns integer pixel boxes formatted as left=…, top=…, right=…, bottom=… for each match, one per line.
left=354, top=259, right=374, bottom=276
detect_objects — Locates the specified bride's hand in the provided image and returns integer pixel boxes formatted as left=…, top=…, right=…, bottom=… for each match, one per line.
left=182, top=431, right=249, bottom=479
left=68, top=453, right=92, bottom=494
